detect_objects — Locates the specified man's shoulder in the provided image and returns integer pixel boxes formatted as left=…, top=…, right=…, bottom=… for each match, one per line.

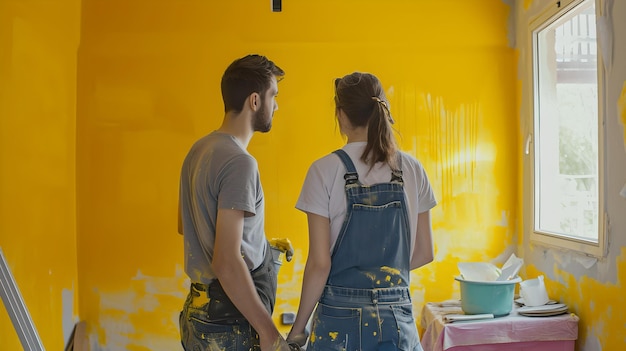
left=195, top=131, right=237, bottom=148
left=193, top=133, right=250, bottom=157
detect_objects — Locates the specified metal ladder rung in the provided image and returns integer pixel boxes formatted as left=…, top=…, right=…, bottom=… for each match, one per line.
left=0, top=247, right=45, bottom=350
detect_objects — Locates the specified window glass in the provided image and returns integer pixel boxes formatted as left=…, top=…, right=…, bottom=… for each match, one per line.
left=532, top=0, right=602, bottom=245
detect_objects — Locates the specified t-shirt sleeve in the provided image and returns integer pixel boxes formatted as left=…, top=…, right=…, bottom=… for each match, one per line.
left=217, top=154, right=259, bottom=215
left=296, top=161, right=330, bottom=218
left=415, top=160, right=437, bottom=213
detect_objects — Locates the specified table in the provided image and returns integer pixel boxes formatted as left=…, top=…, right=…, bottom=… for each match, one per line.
left=420, top=300, right=579, bottom=351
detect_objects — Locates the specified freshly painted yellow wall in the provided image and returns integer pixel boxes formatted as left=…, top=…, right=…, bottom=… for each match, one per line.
left=0, top=0, right=80, bottom=349
left=5, top=1, right=626, bottom=349
left=0, top=0, right=515, bottom=349
left=75, top=0, right=517, bottom=348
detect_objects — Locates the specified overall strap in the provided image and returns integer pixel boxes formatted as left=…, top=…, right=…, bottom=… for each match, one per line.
left=335, top=149, right=405, bottom=184
left=390, top=152, right=404, bottom=183
left=333, top=149, right=359, bottom=186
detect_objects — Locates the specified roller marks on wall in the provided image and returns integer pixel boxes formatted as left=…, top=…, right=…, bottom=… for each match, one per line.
left=424, top=94, right=480, bottom=202
left=618, top=82, right=626, bottom=150
left=404, top=91, right=515, bottom=314
left=617, top=82, right=626, bottom=198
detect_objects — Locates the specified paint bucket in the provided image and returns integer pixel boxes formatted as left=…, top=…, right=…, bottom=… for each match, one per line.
left=455, top=276, right=522, bottom=317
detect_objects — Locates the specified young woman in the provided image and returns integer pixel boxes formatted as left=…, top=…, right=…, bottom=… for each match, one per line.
left=287, top=72, right=437, bottom=351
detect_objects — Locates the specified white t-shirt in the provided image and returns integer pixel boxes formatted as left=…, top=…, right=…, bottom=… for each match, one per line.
left=296, top=142, right=437, bottom=256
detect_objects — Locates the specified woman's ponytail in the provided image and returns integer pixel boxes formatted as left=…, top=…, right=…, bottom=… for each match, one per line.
left=335, top=72, right=399, bottom=170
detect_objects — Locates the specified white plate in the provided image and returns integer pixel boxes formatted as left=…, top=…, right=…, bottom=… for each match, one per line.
left=519, top=310, right=568, bottom=317
left=517, top=303, right=568, bottom=317
left=515, top=298, right=557, bottom=306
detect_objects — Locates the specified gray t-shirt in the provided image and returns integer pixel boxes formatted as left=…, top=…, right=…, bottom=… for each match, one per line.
left=179, top=131, right=266, bottom=284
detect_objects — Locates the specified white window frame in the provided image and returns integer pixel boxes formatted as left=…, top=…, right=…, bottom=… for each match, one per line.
left=527, top=0, right=608, bottom=257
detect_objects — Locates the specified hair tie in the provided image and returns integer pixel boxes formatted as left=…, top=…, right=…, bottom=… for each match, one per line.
left=371, top=97, right=395, bottom=124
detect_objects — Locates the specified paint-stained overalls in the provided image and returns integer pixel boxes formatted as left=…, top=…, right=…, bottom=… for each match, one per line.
left=306, top=150, right=424, bottom=351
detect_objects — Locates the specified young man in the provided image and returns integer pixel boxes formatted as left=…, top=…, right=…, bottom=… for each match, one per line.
left=178, top=54, right=292, bottom=351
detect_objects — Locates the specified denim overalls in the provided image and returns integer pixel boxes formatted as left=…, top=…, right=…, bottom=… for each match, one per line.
left=306, top=150, right=423, bottom=351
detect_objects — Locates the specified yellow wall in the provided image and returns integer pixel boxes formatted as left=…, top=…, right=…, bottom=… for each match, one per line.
left=4, top=1, right=626, bottom=349
left=0, top=0, right=80, bottom=350
left=1, top=0, right=518, bottom=349
left=76, top=0, right=516, bottom=349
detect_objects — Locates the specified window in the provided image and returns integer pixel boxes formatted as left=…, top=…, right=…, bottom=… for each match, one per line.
left=528, top=0, right=606, bottom=257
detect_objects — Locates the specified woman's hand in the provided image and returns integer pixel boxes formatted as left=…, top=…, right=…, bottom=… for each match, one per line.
left=286, top=330, right=308, bottom=347
left=261, top=334, right=292, bottom=351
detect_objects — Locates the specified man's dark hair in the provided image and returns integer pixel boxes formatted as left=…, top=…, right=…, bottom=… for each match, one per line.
left=221, top=54, right=285, bottom=113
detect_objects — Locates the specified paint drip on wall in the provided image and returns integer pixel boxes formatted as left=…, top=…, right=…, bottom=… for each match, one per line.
left=617, top=82, right=626, bottom=198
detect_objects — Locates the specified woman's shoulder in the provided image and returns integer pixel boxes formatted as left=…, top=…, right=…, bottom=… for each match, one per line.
left=310, top=150, right=345, bottom=168
left=301, top=152, right=345, bottom=184
left=398, top=150, right=425, bottom=167
left=397, top=151, right=431, bottom=181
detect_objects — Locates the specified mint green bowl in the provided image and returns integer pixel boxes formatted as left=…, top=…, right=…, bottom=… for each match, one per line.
left=455, top=276, right=522, bottom=317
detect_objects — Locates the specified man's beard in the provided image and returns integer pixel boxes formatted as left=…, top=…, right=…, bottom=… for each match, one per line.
left=252, top=102, right=272, bottom=133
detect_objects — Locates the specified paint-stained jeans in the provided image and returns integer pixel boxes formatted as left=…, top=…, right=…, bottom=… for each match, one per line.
left=179, top=241, right=277, bottom=351
left=307, top=285, right=423, bottom=351
left=179, top=283, right=261, bottom=351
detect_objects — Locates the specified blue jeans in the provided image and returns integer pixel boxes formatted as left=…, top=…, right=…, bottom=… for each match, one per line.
left=307, top=286, right=423, bottom=351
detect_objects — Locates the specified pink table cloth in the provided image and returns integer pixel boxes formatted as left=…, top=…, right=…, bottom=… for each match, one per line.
left=420, top=300, right=579, bottom=351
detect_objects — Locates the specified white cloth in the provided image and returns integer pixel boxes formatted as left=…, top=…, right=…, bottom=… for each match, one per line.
left=420, top=301, right=579, bottom=351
